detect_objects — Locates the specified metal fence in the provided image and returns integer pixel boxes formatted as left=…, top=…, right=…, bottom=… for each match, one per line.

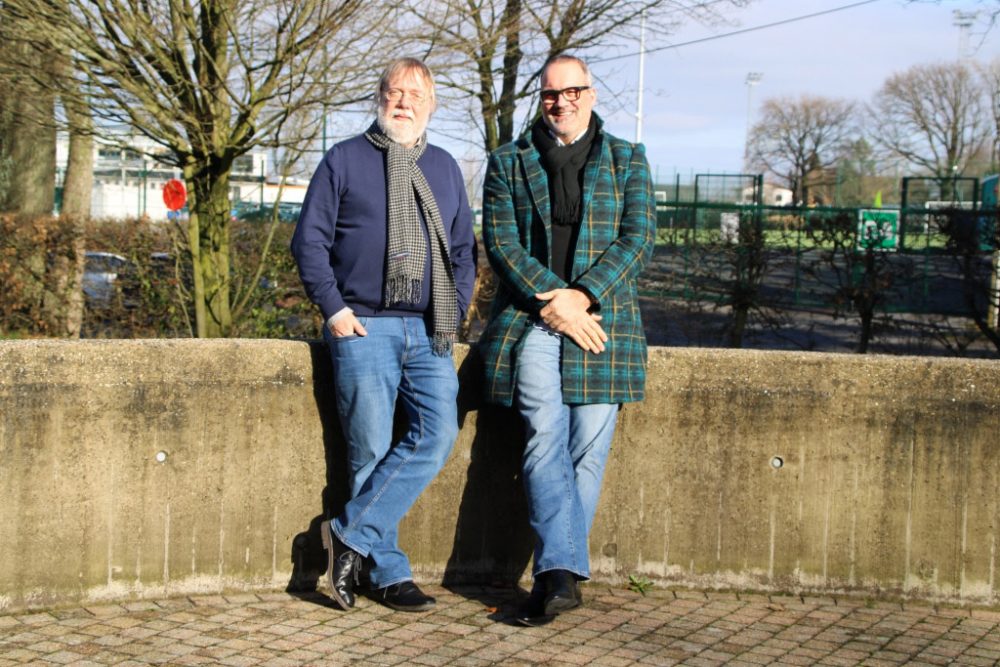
left=651, top=201, right=998, bottom=303
left=641, top=191, right=999, bottom=355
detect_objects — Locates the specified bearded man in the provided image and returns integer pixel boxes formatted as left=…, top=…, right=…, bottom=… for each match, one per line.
left=291, top=57, right=476, bottom=612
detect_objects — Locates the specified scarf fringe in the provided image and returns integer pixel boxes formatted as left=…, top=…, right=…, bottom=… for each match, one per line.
left=385, top=276, right=423, bottom=306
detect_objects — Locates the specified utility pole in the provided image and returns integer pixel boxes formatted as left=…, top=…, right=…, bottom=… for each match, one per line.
left=635, top=10, right=646, bottom=144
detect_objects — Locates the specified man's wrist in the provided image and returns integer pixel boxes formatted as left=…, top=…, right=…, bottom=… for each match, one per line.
left=572, top=286, right=597, bottom=308
left=325, top=307, right=353, bottom=331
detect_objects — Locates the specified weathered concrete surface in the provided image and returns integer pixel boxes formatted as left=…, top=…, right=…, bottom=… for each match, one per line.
left=0, top=340, right=997, bottom=613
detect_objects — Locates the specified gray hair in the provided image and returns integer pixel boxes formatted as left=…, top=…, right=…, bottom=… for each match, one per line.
left=541, top=54, right=593, bottom=86
left=376, top=57, right=437, bottom=110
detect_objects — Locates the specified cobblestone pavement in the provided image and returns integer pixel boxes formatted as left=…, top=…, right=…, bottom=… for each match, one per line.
left=1, top=586, right=998, bottom=666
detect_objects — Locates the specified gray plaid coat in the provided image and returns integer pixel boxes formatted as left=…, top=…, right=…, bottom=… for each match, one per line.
left=478, top=118, right=656, bottom=407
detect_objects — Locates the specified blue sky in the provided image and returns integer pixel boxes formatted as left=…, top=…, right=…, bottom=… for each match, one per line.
left=589, top=0, right=1000, bottom=181
left=318, top=1, right=1000, bottom=189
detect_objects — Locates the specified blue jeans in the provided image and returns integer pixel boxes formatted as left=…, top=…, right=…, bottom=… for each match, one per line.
left=323, top=316, right=458, bottom=588
left=514, top=326, right=618, bottom=581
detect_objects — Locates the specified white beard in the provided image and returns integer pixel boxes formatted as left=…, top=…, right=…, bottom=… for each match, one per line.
left=377, top=108, right=427, bottom=147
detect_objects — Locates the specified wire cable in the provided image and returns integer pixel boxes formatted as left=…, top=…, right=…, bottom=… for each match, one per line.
left=590, top=0, right=883, bottom=64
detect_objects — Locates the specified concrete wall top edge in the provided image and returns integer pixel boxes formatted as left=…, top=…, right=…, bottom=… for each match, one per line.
left=2, top=340, right=997, bottom=390
left=3, top=338, right=998, bottom=363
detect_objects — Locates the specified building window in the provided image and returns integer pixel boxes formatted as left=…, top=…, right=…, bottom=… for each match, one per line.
left=233, top=155, right=254, bottom=175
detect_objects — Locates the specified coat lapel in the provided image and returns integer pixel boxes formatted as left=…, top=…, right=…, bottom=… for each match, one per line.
left=572, top=128, right=610, bottom=281
left=579, top=129, right=606, bottom=226
left=518, top=141, right=551, bottom=230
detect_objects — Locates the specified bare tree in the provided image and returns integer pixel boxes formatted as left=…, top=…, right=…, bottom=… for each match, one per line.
left=832, top=138, right=898, bottom=207
left=409, top=0, right=750, bottom=338
left=2, top=11, right=93, bottom=211
left=979, top=57, right=1000, bottom=171
left=799, top=210, right=913, bottom=354
left=414, top=0, right=751, bottom=153
left=869, top=61, right=989, bottom=195
left=746, top=95, right=857, bottom=206
left=2, top=0, right=393, bottom=337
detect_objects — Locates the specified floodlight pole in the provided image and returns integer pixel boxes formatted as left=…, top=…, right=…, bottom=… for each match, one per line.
left=953, top=10, right=977, bottom=59
left=744, top=72, right=763, bottom=169
left=635, top=10, right=646, bottom=144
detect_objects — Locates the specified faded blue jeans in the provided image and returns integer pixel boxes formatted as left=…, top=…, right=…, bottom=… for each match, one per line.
left=515, top=326, right=618, bottom=581
left=323, top=316, right=458, bottom=588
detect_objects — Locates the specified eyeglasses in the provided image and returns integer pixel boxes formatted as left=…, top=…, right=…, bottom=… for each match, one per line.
left=384, top=88, right=427, bottom=104
left=540, top=86, right=591, bottom=104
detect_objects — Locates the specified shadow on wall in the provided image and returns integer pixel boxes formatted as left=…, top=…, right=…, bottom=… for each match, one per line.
left=443, top=350, right=534, bottom=593
left=287, top=343, right=349, bottom=593
left=284, top=342, right=536, bottom=596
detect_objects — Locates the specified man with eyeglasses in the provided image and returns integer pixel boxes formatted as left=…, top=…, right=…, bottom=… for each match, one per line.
left=479, top=54, right=655, bottom=626
left=291, top=57, right=476, bottom=612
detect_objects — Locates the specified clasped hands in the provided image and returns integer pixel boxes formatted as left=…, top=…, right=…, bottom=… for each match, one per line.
left=535, top=287, right=607, bottom=354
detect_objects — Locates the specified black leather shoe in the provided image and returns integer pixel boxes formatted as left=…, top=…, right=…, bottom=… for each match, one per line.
left=358, top=557, right=375, bottom=591
left=374, top=581, right=436, bottom=612
left=515, top=579, right=555, bottom=627
left=543, top=570, right=581, bottom=615
left=320, top=521, right=361, bottom=610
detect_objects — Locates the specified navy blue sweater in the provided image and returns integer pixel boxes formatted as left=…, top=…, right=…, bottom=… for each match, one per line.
left=291, top=134, right=477, bottom=323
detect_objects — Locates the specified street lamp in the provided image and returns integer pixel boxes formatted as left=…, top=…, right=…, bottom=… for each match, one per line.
left=744, top=72, right=763, bottom=170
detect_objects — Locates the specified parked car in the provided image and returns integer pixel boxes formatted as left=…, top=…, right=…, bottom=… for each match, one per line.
left=83, top=251, right=131, bottom=306
left=233, top=201, right=302, bottom=223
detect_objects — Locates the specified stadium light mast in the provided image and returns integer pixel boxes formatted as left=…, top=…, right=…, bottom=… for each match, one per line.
left=744, top=72, right=763, bottom=169
left=953, top=10, right=977, bottom=59
left=635, top=10, right=646, bottom=144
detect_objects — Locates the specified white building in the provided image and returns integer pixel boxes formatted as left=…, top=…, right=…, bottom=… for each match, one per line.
left=55, top=132, right=306, bottom=220
left=740, top=182, right=794, bottom=206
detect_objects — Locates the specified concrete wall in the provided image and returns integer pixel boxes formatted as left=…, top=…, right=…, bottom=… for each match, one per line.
left=0, top=340, right=997, bottom=612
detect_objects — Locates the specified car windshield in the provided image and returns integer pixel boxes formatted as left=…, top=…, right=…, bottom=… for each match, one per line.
left=85, top=253, right=127, bottom=273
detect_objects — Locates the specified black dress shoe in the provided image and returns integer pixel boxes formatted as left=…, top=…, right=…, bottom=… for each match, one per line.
left=374, top=581, right=436, bottom=612
left=356, top=556, right=374, bottom=591
left=320, top=521, right=361, bottom=610
left=543, top=569, right=581, bottom=615
left=515, top=579, right=555, bottom=627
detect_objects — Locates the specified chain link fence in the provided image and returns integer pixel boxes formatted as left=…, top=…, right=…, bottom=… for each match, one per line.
left=641, top=173, right=999, bottom=356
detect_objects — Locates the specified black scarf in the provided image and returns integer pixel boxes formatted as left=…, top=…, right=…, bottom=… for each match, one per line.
left=531, top=115, right=597, bottom=280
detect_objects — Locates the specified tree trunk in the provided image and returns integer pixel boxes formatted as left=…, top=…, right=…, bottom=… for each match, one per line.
left=186, top=162, right=232, bottom=338
left=3, top=89, right=55, bottom=215
left=497, top=0, right=522, bottom=147
left=7, top=116, right=55, bottom=215
left=856, top=306, right=873, bottom=354
left=61, top=109, right=93, bottom=218
left=59, top=101, right=93, bottom=338
left=854, top=249, right=876, bottom=354
left=727, top=307, right=748, bottom=348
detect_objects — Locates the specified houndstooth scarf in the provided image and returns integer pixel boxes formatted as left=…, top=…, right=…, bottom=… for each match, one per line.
left=364, top=122, right=456, bottom=355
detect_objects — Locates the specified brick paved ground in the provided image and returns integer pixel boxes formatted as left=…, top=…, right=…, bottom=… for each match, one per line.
left=1, top=586, right=998, bottom=666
